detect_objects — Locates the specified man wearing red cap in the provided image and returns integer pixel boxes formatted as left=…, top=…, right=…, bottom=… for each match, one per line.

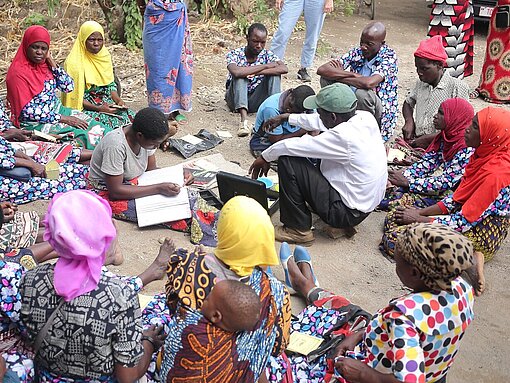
left=402, top=35, right=469, bottom=149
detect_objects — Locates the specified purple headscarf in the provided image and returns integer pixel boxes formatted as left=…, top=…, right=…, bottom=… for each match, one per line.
left=44, top=190, right=116, bottom=302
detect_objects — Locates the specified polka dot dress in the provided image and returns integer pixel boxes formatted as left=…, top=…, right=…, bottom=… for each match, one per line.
left=364, top=277, right=474, bottom=383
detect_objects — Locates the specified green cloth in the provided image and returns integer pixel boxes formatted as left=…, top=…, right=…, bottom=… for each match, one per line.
left=20, top=99, right=112, bottom=150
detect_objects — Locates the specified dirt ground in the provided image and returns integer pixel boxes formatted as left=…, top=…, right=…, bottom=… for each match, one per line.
left=13, top=0, right=510, bottom=381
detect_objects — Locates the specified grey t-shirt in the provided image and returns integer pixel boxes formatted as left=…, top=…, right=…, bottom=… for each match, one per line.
left=89, top=128, right=156, bottom=182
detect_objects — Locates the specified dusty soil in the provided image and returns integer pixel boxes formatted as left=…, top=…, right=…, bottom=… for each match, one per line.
left=8, top=0, right=510, bottom=381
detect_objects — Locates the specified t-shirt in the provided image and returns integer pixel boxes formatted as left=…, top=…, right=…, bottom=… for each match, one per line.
left=253, top=92, right=300, bottom=137
left=89, top=127, right=156, bottom=182
left=405, top=72, right=470, bottom=137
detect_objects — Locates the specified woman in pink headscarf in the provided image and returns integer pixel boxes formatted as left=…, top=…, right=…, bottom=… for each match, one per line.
left=18, top=190, right=169, bottom=382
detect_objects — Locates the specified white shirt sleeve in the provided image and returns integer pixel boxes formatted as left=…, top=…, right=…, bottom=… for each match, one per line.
left=288, top=113, right=326, bottom=132
left=261, top=126, right=351, bottom=163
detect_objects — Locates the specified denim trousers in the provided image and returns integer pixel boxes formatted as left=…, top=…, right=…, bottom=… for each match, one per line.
left=225, top=75, right=281, bottom=113
left=270, top=0, right=326, bottom=69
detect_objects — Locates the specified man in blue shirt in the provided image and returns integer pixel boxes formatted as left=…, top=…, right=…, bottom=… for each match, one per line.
left=317, top=21, right=398, bottom=142
left=249, top=85, right=315, bottom=156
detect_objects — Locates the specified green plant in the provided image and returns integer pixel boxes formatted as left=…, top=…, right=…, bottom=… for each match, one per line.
left=122, top=0, right=143, bottom=49
left=23, top=12, right=49, bottom=28
left=47, top=0, right=60, bottom=16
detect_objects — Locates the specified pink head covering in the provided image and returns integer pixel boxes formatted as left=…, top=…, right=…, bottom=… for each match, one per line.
left=414, top=35, right=448, bottom=65
left=44, top=190, right=116, bottom=302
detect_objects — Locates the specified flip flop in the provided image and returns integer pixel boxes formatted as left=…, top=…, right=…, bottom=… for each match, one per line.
left=294, top=245, right=319, bottom=287
left=279, top=242, right=296, bottom=294
left=174, top=113, right=187, bottom=125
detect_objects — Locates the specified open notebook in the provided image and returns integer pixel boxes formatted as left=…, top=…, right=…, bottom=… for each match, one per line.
left=135, top=165, right=191, bottom=227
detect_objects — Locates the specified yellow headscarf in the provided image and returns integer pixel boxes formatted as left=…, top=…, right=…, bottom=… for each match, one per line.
left=214, top=196, right=279, bottom=277
left=62, top=21, right=114, bottom=110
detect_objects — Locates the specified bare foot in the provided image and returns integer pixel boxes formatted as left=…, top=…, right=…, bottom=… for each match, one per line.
left=138, top=238, right=176, bottom=286
left=287, top=256, right=316, bottom=298
left=465, top=251, right=485, bottom=296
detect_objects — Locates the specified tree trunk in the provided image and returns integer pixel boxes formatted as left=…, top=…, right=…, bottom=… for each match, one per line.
left=95, top=0, right=127, bottom=43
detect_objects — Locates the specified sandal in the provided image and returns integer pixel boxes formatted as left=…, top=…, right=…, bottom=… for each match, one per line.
left=469, top=89, right=480, bottom=100
left=279, top=242, right=296, bottom=294
left=174, top=113, right=187, bottom=125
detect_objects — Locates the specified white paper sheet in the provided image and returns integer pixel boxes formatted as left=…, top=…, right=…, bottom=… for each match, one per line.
left=135, top=165, right=191, bottom=227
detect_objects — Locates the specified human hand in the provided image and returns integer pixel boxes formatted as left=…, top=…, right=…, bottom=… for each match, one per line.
left=46, top=52, right=57, bottom=69
left=29, top=162, right=47, bottom=178
left=61, top=115, right=89, bottom=130
left=1, top=128, right=32, bottom=142
left=334, top=357, right=371, bottom=382
left=394, top=206, right=427, bottom=225
left=328, top=59, right=342, bottom=69
left=334, top=332, right=363, bottom=358
left=324, top=0, right=334, bottom=13
left=402, top=121, right=415, bottom=142
left=410, top=135, right=431, bottom=149
left=275, top=0, right=283, bottom=10
left=142, top=324, right=167, bottom=351
left=388, top=170, right=409, bottom=188
left=98, top=103, right=118, bottom=114
left=308, top=130, right=320, bottom=136
left=262, top=114, right=288, bottom=132
left=249, top=156, right=270, bottom=179
left=157, top=182, right=181, bottom=196
left=1, top=202, right=18, bottom=222
left=0, top=356, right=6, bottom=379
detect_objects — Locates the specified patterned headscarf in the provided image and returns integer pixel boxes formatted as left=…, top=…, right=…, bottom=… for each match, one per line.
left=396, top=223, right=473, bottom=292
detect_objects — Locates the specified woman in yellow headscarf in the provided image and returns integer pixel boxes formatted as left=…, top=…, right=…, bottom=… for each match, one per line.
left=63, top=21, right=135, bottom=129
left=142, top=196, right=291, bottom=382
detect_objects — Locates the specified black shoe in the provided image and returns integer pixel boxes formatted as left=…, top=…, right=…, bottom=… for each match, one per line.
left=297, top=68, right=312, bottom=82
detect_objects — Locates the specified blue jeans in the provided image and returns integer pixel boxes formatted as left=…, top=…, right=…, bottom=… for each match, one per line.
left=270, top=0, right=326, bottom=69
left=225, top=76, right=281, bottom=113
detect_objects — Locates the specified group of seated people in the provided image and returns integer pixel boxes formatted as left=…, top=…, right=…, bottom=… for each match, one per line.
left=0, top=14, right=506, bottom=383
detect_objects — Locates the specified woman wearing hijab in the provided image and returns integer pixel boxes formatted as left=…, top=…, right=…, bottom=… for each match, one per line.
left=271, top=223, right=474, bottom=383
left=63, top=21, right=135, bottom=130
left=18, top=190, right=169, bottom=382
left=6, top=26, right=111, bottom=150
left=388, top=107, right=510, bottom=296
left=381, top=98, right=475, bottom=211
left=142, top=196, right=291, bottom=383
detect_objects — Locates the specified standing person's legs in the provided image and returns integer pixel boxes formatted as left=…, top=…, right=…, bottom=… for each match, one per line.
left=277, top=156, right=369, bottom=243
left=301, top=0, right=326, bottom=70
left=247, top=76, right=282, bottom=113
left=270, top=0, right=305, bottom=61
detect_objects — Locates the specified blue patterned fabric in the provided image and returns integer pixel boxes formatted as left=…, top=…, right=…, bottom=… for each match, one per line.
left=143, top=0, right=193, bottom=113
left=337, top=44, right=398, bottom=141
left=226, top=48, right=280, bottom=93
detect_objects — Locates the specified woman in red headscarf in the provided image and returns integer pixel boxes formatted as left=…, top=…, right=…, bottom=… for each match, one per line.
left=6, top=26, right=111, bottom=149
left=381, top=98, right=475, bottom=212
left=389, top=107, right=510, bottom=296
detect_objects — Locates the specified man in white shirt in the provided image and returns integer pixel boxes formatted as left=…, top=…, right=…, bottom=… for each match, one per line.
left=249, top=83, right=387, bottom=244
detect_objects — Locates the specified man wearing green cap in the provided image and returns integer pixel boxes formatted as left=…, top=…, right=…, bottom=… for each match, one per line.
left=249, top=83, right=387, bottom=244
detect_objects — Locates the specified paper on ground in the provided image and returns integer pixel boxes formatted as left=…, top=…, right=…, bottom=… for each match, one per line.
left=387, top=148, right=406, bottom=162
left=216, top=130, right=233, bottom=138
left=135, top=165, right=191, bottom=227
left=286, top=331, right=324, bottom=355
left=180, top=134, right=204, bottom=145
